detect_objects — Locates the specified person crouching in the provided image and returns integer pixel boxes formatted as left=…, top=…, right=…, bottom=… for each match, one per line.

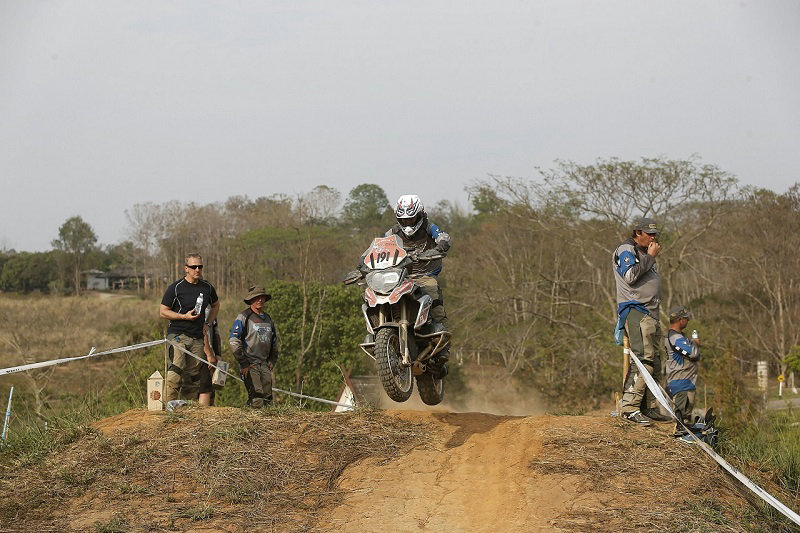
left=229, top=285, right=280, bottom=408
left=664, top=305, right=701, bottom=432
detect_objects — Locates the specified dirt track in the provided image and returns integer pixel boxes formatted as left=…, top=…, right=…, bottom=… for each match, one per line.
left=324, top=411, right=571, bottom=531
left=321, top=410, right=746, bottom=532
left=0, top=407, right=780, bottom=532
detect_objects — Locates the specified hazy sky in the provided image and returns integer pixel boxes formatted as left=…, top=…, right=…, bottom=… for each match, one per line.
left=2, top=1, right=799, bottom=251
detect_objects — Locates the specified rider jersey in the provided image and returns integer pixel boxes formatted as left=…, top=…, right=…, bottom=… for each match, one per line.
left=665, top=329, right=700, bottom=395
left=386, top=216, right=451, bottom=277
left=612, top=237, right=661, bottom=314
left=229, top=309, right=280, bottom=367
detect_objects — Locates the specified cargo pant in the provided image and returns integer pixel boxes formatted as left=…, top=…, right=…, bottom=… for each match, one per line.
left=671, top=389, right=695, bottom=427
left=621, top=309, right=661, bottom=414
left=415, top=275, right=450, bottom=365
left=415, top=275, right=448, bottom=329
left=244, top=361, right=274, bottom=408
left=166, top=333, right=205, bottom=402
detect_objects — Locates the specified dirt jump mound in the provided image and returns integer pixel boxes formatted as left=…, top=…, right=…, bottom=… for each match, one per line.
left=0, top=407, right=778, bottom=531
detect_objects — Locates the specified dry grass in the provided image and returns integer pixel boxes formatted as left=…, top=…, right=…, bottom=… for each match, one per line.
left=0, top=293, right=157, bottom=355
left=0, top=293, right=158, bottom=400
left=529, top=419, right=792, bottom=532
left=0, top=406, right=431, bottom=532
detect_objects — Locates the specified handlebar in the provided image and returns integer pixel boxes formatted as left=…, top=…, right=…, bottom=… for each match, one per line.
left=342, top=270, right=363, bottom=285
left=411, top=250, right=445, bottom=262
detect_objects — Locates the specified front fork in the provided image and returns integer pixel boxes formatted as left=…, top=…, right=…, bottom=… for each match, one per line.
left=378, top=304, right=410, bottom=366
left=365, top=301, right=444, bottom=376
left=398, top=303, right=410, bottom=366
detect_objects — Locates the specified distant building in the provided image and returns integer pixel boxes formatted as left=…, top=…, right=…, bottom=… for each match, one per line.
left=82, top=268, right=146, bottom=290
left=83, top=269, right=108, bottom=290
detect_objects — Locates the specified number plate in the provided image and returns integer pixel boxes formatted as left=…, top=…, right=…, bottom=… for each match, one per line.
left=363, top=235, right=408, bottom=270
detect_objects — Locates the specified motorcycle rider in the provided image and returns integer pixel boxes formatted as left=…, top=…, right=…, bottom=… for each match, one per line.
left=384, top=194, right=452, bottom=377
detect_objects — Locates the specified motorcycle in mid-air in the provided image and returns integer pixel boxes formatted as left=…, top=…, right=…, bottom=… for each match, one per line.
left=344, top=235, right=451, bottom=405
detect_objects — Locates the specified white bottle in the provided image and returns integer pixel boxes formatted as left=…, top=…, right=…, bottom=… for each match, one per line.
left=193, top=293, right=204, bottom=315
left=691, top=329, right=699, bottom=341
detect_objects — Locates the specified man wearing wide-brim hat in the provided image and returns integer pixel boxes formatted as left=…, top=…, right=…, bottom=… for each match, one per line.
left=229, top=285, right=280, bottom=407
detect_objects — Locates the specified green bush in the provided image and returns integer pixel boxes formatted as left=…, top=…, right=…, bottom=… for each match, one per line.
left=93, top=280, right=371, bottom=412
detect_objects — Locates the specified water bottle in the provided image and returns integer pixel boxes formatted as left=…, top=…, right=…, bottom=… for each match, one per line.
left=193, top=293, right=203, bottom=315
left=691, top=329, right=699, bottom=341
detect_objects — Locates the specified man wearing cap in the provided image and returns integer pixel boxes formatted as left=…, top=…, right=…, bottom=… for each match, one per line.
left=229, top=285, right=280, bottom=408
left=665, top=305, right=701, bottom=429
left=613, top=217, right=671, bottom=425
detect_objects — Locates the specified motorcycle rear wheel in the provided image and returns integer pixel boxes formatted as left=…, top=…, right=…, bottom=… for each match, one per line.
left=416, top=372, right=445, bottom=406
left=374, top=328, right=413, bottom=402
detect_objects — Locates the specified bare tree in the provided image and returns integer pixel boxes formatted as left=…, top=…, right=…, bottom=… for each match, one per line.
left=297, top=185, right=342, bottom=225
left=292, top=227, right=328, bottom=392
left=710, top=188, right=800, bottom=375
left=473, top=157, right=741, bottom=317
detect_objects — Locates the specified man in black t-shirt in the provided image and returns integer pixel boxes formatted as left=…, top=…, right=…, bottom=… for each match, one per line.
left=159, top=253, right=220, bottom=403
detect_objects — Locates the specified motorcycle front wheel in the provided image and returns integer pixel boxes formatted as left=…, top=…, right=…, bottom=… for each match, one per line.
left=416, top=372, right=445, bottom=406
left=374, top=328, right=413, bottom=402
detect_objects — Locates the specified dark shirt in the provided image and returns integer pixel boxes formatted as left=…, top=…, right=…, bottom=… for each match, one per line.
left=161, top=278, right=219, bottom=338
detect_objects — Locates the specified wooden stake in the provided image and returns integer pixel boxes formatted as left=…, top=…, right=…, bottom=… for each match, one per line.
left=622, top=335, right=630, bottom=387
left=164, top=341, right=169, bottom=409
left=617, top=335, right=630, bottom=415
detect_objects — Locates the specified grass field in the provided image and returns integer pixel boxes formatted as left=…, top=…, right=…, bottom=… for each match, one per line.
left=0, top=292, right=252, bottom=431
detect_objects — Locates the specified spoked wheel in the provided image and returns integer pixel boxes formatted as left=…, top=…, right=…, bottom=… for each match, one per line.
left=416, top=372, right=445, bottom=405
left=374, top=328, right=413, bottom=402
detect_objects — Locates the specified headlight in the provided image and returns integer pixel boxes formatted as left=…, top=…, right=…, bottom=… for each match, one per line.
left=366, top=270, right=402, bottom=294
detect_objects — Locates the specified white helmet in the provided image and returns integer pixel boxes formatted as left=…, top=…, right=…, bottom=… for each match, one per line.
left=395, top=194, right=425, bottom=236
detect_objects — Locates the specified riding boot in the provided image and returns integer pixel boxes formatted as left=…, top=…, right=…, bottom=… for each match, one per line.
left=430, top=361, right=448, bottom=379
left=429, top=346, right=449, bottom=378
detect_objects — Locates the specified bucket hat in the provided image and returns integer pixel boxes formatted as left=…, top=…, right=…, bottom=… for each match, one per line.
left=244, top=285, right=271, bottom=304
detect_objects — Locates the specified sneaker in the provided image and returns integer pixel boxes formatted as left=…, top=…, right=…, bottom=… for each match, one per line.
left=166, top=399, right=188, bottom=412
left=622, top=410, right=653, bottom=426
left=673, top=425, right=690, bottom=438
left=641, top=408, right=672, bottom=422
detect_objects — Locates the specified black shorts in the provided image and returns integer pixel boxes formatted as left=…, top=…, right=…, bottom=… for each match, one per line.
left=199, top=326, right=222, bottom=395
left=198, top=363, right=213, bottom=394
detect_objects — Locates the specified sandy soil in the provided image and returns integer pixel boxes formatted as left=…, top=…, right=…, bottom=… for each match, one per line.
left=323, top=411, right=569, bottom=531
left=319, top=411, right=733, bottom=532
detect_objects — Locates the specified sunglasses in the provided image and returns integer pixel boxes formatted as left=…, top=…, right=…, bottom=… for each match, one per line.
left=186, top=264, right=204, bottom=270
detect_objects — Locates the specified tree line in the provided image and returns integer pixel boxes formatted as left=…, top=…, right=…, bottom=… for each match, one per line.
left=3, top=158, right=798, bottom=411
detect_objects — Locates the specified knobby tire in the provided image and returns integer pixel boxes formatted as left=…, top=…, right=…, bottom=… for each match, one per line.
left=416, top=372, right=445, bottom=405
left=374, top=328, right=413, bottom=402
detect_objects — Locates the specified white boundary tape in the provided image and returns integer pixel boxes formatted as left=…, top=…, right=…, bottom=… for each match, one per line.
left=627, top=349, right=800, bottom=526
left=167, top=339, right=244, bottom=383
left=0, top=339, right=167, bottom=376
left=159, top=339, right=356, bottom=409
left=0, top=337, right=353, bottom=409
